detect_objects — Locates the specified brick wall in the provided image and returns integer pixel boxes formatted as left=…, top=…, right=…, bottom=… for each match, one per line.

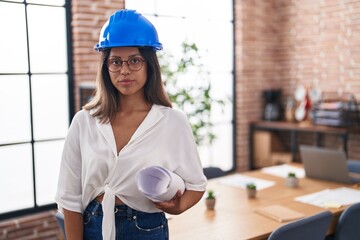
left=72, top=0, right=125, bottom=110
left=0, top=210, right=62, bottom=240
left=235, top=0, right=360, bottom=171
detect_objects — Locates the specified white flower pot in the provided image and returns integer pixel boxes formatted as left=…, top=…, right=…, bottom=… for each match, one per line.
left=247, top=189, right=257, bottom=198
left=206, top=198, right=216, bottom=210
left=285, top=177, right=299, bottom=188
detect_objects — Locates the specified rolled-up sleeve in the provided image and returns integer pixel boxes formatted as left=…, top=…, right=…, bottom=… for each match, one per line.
left=55, top=113, right=83, bottom=213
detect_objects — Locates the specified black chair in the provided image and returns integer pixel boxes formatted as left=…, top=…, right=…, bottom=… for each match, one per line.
left=268, top=211, right=333, bottom=240
left=348, top=160, right=360, bottom=174
left=326, top=202, right=360, bottom=240
left=203, top=167, right=226, bottom=179
left=55, top=211, right=66, bottom=240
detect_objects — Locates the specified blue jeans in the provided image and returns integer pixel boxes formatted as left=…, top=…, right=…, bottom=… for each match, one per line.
left=83, top=199, right=169, bottom=240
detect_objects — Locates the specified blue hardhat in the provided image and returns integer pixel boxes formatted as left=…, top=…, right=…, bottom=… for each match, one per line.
left=94, top=9, right=163, bottom=51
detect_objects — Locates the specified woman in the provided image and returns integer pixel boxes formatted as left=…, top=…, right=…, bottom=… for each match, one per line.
left=55, top=9, right=207, bottom=240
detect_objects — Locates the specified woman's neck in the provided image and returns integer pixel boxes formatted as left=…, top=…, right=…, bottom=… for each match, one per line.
left=118, top=95, right=151, bottom=113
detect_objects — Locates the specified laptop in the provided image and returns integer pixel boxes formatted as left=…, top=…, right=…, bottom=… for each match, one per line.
left=299, top=145, right=360, bottom=184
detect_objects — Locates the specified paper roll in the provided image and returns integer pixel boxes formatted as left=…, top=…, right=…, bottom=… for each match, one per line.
left=136, top=166, right=185, bottom=202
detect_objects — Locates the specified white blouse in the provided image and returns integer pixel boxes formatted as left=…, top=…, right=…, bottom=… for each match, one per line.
left=55, top=104, right=207, bottom=239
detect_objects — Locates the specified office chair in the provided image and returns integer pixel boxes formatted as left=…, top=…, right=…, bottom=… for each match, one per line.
left=268, top=211, right=333, bottom=240
left=55, top=211, right=66, bottom=240
left=203, top=167, right=226, bottom=179
left=326, top=202, right=360, bottom=240
left=348, top=160, right=360, bottom=174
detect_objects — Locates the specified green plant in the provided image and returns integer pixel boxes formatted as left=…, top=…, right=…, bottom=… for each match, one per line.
left=158, top=40, right=227, bottom=146
left=206, top=189, right=215, bottom=200
left=246, top=183, right=256, bottom=190
left=288, top=172, right=296, bottom=178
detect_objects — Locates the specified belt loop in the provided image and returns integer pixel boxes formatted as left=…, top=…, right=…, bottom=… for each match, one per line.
left=126, top=206, right=133, bottom=220
left=92, top=200, right=101, bottom=216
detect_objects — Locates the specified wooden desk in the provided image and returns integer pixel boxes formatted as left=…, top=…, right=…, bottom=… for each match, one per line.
left=168, top=165, right=358, bottom=240
left=249, top=121, right=352, bottom=169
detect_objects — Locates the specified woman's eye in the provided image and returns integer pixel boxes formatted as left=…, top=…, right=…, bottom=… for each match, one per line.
left=130, top=58, right=141, bottom=64
left=112, top=59, right=121, bottom=65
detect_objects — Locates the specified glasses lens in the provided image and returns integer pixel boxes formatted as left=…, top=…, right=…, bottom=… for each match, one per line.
left=107, top=58, right=121, bottom=72
left=107, top=56, right=145, bottom=72
left=128, top=56, right=144, bottom=71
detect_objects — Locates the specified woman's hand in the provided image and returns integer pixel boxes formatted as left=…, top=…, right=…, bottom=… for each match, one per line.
left=153, top=190, right=183, bottom=215
left=153, top=189, right=204, bottom=215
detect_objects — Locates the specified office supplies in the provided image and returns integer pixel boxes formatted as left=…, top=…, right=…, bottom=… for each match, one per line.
left=255, top=204, right=305, bottom=222
left=219, top=174, right=275, bottom=190
left=299, top=145, right=360, bottom=184
left=261, top=164, right=305, bottom=178
left=295, top=187, right=360, bottom=208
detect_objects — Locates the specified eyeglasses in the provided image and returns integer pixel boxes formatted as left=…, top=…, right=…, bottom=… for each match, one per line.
left=106, top=56, right=146, bottom=72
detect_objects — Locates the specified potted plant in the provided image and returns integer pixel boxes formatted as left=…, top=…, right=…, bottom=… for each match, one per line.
left=158, top=40, right=227, bottom=146
left=285, top=172, right=299, bottom=188
left=205, top=189, right=216, bottom=210
left=246, top=183, right=257, bottom=198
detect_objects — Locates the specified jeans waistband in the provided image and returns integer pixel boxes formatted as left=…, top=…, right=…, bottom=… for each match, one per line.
left=86, top=199, right=139, bottom=220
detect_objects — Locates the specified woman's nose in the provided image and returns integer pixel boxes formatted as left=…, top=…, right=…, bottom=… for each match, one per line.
left=120, top=62, right=131, bottom=75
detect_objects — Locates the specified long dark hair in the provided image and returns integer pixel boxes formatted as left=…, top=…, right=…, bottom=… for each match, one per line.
left=83, top=47, right=172, bottom=123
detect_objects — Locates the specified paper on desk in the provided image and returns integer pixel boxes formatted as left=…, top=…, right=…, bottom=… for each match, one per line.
left=136, top=166, right=185, bottom=202
left=219, top=174, right=275, bottom=190
left=255, top=204, right=305, bottom=222
left=261, top=164, right=305, bottom=178
left=295, top=187, right=360, bottom=208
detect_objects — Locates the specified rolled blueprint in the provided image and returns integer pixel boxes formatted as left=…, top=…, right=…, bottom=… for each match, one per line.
left=136, top=166, right=185, bottom=202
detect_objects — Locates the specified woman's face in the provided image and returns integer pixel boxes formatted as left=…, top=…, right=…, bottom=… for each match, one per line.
left=107, top=47, right=147, bottom=98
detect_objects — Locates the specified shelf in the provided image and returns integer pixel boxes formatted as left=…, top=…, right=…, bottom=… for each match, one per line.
left=249, top=121, right=356, bottom=170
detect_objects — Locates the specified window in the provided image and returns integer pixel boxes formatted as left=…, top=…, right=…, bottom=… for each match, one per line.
left=126, top=0, right=235, bottom=171
left=0, top=0, right=72, bottom=219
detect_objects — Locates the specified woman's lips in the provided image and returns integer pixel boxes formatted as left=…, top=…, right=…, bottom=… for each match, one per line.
left=118, top=79, right=134, bottom=86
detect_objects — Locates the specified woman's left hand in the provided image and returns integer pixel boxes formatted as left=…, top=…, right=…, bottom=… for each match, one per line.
left=153, top=189, right=204, bottom=215
left=153, top=190, right=183, bottom=215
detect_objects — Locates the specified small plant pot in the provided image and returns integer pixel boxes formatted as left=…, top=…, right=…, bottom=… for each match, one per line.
left=247, top=189, right=257, bottom=199
left=206, top=198, right=216, bottom=210
left=285, top=177, right=299, bottom=188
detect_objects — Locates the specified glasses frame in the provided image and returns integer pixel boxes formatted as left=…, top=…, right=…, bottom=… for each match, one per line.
left=106, top=55, right=146, bottom=72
